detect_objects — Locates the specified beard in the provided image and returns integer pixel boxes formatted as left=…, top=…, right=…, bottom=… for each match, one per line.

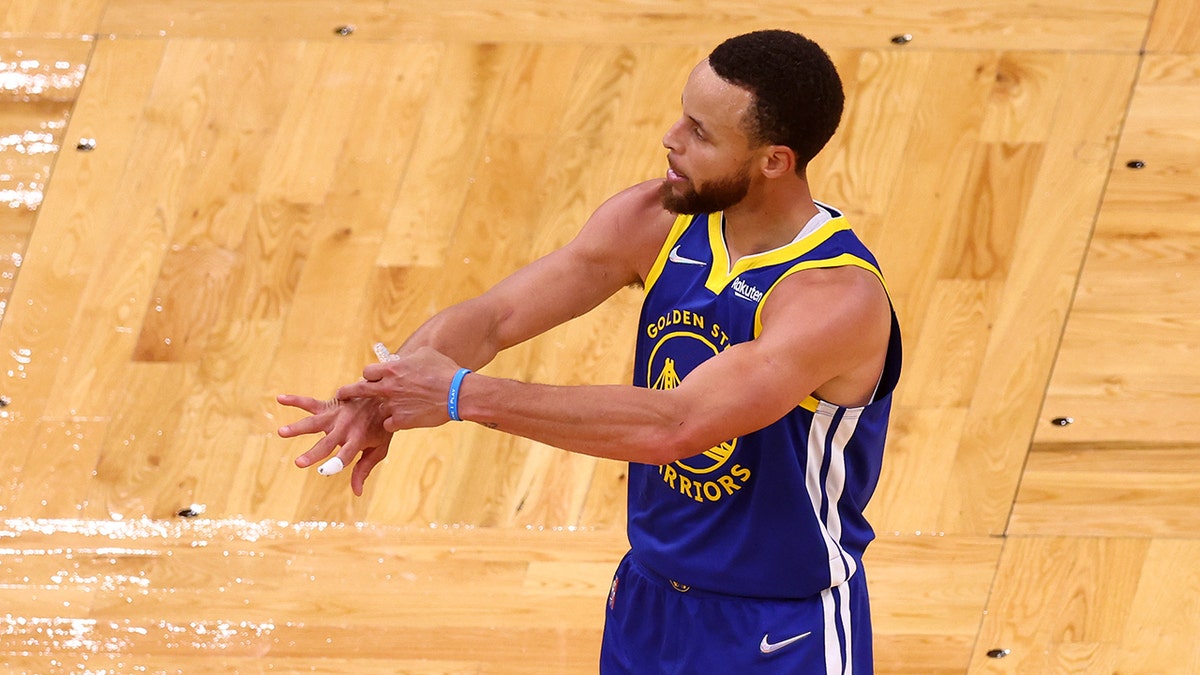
left=659, top=163, right=752, bottom=215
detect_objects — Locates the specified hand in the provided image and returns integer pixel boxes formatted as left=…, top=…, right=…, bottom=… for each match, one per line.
left=336, top=346, right=463, bottom=432
left=276, top=395, right=394, bottom=496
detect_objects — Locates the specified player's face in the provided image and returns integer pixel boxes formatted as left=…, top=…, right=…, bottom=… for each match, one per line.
left=660, top=60, right=760, bottom=214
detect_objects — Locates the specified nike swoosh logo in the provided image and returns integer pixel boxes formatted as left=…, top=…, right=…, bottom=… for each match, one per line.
left=668, top=245, right=707, bottom=267
left=759, top=631, right=812, bottom=654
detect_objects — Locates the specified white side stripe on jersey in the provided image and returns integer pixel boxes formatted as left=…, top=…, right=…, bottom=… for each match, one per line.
left=804, top=404, right=860, bottom=589
left=838, top=576, right=855, bottom=674
left=828, top=412, right=861, bottom=581
left=806, top=403, right=864, bottom=674
left=820, top=586, right=842, bottom=674
left=804, top=409, right=837, bottom=570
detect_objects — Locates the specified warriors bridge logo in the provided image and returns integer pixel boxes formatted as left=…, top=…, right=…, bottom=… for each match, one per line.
left=645, top=309, right=752, bottom=503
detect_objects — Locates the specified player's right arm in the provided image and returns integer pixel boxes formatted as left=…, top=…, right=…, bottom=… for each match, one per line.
left=277, top=179, right=674, bottom=495
left=391, top=180, right=671, bottom=369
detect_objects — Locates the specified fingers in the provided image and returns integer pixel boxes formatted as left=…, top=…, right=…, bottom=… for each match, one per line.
left=350, top=448, right=387, bottom=497
left=276, top=394, right=339, bottom=439
left=277, top=378, right=397, bottom=496
left=294, top=433, right=342, bottom=468
left=295, top=424, right=373, bottom=479
left=277, top=411, right=332, bottom=439
left=318, top=431, right=366, bottom=477
left=276, top=394, right=332, bottom=415
left=336, top=379, right=379, bottom=401
left=362, top=362, right=389, bottom=381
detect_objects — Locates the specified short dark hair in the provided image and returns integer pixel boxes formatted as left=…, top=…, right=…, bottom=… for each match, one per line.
left=708, top=30, right=844, bottom=173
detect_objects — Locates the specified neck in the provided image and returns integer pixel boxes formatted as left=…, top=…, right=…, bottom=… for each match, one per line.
left=722, top=179, right=820, bottom=261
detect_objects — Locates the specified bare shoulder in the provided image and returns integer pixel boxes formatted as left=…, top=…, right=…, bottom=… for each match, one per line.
left=574, top=180, right=677, bottom=281
left=759, top=265, right=892, bottom=406
left=598, top=179, right=672, bottom=216
left=592, top=179, right=676, bottom=242
left=769, top=265, right=889, bottom=319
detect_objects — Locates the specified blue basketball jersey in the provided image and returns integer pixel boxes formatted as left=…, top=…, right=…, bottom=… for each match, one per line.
left=628, top=203, right=902, bottom=599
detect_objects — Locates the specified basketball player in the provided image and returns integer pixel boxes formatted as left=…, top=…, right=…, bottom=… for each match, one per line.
left=278, top=30, right=901, bottom=674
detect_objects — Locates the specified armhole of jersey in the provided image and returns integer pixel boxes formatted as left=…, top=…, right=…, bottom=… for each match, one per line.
left=644, top=213, right=694, bottom=292
left=753, top=254, right=891, bottom=413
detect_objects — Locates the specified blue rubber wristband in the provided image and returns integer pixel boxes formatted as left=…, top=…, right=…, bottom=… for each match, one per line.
left=447, top=368, right=471, bottom=421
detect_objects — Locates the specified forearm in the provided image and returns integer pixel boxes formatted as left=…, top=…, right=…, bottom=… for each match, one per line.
left=388, top=189, right=662, bottom=370
left=347, top=329, right=814, bottom=468
left=456, top=375, right=697, bottom=465
left=395, top=298, right=507, bottom=371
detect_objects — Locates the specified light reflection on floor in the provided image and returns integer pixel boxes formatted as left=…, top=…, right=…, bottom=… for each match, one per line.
left=0, top=43, right=89, bottom=327
left=2, top=517, right=309, bottom=670
left=0, top=516, right=615, bottom=673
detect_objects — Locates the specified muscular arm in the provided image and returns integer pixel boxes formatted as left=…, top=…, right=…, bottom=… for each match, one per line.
left=281, top=179, right=891, bottom=487
left=345, top=264, right=892, bottom=465
left=278, top=181, right=673, bottom=492
left=392, top=181, right=670, bottom=369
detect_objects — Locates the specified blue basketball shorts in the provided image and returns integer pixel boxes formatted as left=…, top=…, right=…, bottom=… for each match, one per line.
left=599, top=552, right=873, bottom=674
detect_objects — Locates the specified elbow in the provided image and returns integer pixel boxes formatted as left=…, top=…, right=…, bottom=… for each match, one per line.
left=623, top=390, right=721, bottom=465
left=632, top=422, right=712, bottom=466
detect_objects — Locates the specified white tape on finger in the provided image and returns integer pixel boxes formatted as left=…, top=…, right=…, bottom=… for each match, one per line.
left=373, top=342, right=400, bottom=362
left=317, top=457, right=344, bottom=476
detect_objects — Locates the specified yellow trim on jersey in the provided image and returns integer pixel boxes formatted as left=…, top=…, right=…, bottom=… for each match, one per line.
left=644, top=213, right=699, bottom=293
left=799, top=396, right=821, bottom=412
left=752, top=253, right=889, bottom=338
left=704, top=213, right=852, bottom=296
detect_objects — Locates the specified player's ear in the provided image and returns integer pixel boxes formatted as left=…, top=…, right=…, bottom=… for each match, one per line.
left=759, top=145, right=796, bottom=178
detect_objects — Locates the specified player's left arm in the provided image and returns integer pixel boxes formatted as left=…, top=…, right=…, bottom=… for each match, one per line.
left=340, top=264, right=892, bottom=464
left=655, top=264, right=893, bottom=456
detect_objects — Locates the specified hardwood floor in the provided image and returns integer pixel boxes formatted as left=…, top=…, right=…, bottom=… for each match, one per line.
left=1, top=2, right=1197, bottom=672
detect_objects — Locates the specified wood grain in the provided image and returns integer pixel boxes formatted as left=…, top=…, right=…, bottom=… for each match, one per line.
left=2, top=1, right=1196, bottom=673
left=0, top=0, right=107, bottom=35
left=1146, top=0, right=1200, bottom=53
left=95, top=0, right=1156, bottom=51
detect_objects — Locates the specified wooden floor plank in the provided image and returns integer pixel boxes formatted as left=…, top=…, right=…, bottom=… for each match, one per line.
left=0, top=0, right=107, bottom=35
left=95, top=0, right=1156, bottom=52
left=377, top=43, right=517, bottom=268
left=1029, top=53, right=1200, bottom=542
left=969, top=537, right=1200, bottom=674
left=1113, top=539, right=1200, bottom=675
left=0, top=519, right=618, bottom=672
left=1146, top=0, right=1200, bottom=53
left=867, top=536, right=1003, bottom=674
left=1, top=519, right=1014, bottom=674
left=0, top=36, right=90, bottom=340
left=1012, top=445, right=1200, bottom=536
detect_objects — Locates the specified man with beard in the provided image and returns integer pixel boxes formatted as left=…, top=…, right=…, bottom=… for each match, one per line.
left=278, top=30, right=901, bottom=674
